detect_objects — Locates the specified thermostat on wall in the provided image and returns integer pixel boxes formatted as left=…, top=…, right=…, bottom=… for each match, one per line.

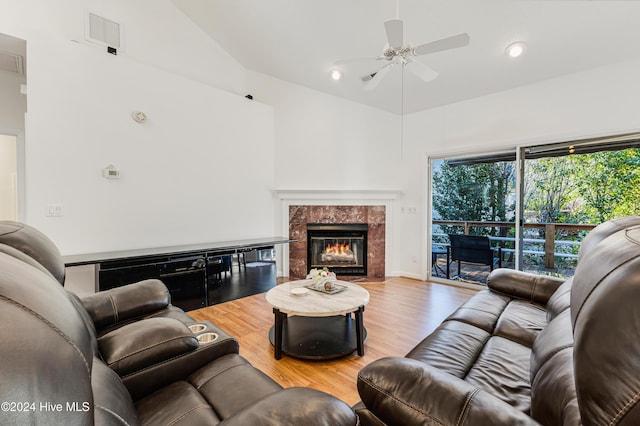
left=103, top=165, right=120, bottom=179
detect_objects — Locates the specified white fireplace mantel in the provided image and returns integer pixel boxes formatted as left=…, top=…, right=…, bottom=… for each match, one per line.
left=274, top=189, right=400, bottom=278
left=274, top=189, right=402, bottom=202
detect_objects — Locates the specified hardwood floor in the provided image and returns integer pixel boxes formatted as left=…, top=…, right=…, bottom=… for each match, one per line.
left=189, top=276, right=477, bottom=406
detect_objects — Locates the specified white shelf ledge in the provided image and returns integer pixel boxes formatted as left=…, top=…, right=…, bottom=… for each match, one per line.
left=274, top=189, right=402, bottom=201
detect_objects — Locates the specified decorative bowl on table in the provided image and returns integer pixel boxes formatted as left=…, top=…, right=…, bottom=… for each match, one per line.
left=305, top=268, right=346, bottom=294
left=290, top=287, right=309, bottom=296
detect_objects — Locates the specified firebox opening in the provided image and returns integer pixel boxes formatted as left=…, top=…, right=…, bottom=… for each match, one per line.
left=307, top=224, right=368, bottom=276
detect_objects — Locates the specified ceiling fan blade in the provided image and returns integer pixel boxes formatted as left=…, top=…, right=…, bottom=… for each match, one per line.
left=413, top=33, right=470, bottom=56
left=384, top=19, right=403, bottom=49
left=405, top=59, right=438, bottom=82
left=363, top=62, right=395, bottom=91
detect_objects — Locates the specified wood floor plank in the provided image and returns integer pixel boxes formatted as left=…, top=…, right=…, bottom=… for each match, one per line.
left=189, top=276, right=477, bottom=406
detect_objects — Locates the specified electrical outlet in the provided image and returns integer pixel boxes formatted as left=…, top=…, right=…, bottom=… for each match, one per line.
left=46, top=204, right=64, bottom=217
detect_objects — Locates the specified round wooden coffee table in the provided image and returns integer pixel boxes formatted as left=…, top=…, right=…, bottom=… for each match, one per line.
left=265, top=280, right=370, bottom=360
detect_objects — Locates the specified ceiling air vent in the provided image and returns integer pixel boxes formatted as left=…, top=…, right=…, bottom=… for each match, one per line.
left=0, top=50, right=24, bottom=74
left=86, top=13, right=122, bottom=49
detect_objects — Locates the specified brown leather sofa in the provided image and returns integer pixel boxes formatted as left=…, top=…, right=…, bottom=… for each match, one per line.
left=0, top=221, right=357, bottom=425
left=355, top=216, right=640, bottom=425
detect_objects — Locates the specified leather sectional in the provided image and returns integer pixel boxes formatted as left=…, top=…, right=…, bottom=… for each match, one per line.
left=0, top=221, right=357, bottom=425
left=354, top=216, right=640, bottom=425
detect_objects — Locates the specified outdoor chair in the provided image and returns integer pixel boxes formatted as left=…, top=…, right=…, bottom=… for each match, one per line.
left=447, top=234, right=502, bottom=279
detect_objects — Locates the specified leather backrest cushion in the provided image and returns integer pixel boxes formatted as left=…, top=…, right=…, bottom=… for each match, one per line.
left=0, top=243, right=59, bottom=281
left=0, top=221, right=66, bottom=285
left=571, top=226, right=640, bottom=425
left=0, top=253, right=94, bottom=424
left=577, top=216, right=640, bottom=262
left=546, top=277, right=573, bottom=321
left=92, top=358, right=140, bottom=425
left=67, top=291, right=99, bottom=353
left=0, top=252, right=95, bottom=366
left=530, top=309, right=579, bottom=425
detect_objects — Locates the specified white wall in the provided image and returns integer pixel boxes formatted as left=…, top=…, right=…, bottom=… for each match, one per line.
left=0, top=0, right=246, bottom=96
left=246, top=72, right=403, bottom=189
left=0, top=0, right=276, bottom=255
left=25, top=35, right=274, bottom=254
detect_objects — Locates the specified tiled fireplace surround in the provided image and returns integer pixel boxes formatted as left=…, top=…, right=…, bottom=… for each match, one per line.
left=288, top=205, right=386, bottom=280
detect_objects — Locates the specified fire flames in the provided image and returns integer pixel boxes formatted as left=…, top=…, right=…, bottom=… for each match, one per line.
left=321, top=240, right=355, bottom=264
left=325, top=241, right=351, bottom=255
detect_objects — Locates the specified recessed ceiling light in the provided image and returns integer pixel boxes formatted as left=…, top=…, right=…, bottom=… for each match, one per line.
left=505, top=41, right=526, bottom=58
left=330, top=69, right=343, bottom=81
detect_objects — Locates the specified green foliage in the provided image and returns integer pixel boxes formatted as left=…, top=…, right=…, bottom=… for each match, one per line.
left=432, top=161, right=515, bottom=225
left=434, top=148, right=640, bottom=227
left=567, top=150, right=640, bottom=222
left=525, top=148, right=640, bottom=224
left=524, top=157, right=576, bottom=223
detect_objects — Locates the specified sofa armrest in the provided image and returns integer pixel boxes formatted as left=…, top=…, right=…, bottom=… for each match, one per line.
left=487, top=268, right=565, bottom=304
left=98, top=317, right=198, bottom=376
left=358, top=357, right=541, bottom=426
left=81, top=279, right=171, bottom=329
left=218, top=387, right=358, bottom=426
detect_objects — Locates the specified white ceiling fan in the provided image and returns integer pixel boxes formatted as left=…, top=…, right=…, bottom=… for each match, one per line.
left=335, top=6, right=470, bottom=91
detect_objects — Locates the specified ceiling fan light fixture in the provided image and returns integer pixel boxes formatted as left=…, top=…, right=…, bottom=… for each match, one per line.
left=330, top=68, right=343, bottom=81
left=506, top=41, right=526, bottom=58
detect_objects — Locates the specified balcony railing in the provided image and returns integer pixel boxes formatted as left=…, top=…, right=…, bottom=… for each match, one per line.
left=432, top=220, right=597, bottom=269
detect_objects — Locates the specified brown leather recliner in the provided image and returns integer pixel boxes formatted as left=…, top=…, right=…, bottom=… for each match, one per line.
left=0, top=221, right=203, bottom=337
left=355, top=216, right=640, bottom=425
left=0, top=221, right=357, bottom=425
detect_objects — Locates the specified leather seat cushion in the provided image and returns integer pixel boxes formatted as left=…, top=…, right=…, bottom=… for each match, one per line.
left=407, top=320, right=491, bottom=378
left=407, top=285, right=550, bottom=414
left=136, top=353, right=282, bottom=424
left=187, top=353, right=282, bottom=419
left=465, top=336, right=532, bottom=413
left=136, top=381, right=220, bottom=425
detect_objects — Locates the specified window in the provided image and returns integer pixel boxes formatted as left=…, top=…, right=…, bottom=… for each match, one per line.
left=429, top=133, right=640, bottom=285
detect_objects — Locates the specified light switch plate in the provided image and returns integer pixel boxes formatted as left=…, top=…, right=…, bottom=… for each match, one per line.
left=46, top=204, right=64, bottom=217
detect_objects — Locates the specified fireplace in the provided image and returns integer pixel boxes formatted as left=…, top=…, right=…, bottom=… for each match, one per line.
left=287, top=204, right=386, bottom=280
left=307, top=224, right=368, bottom=276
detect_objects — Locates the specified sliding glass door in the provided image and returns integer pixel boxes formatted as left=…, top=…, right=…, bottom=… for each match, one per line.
left=429, top=133, right=640, bottom=285
left=430, top=154, right=517, bottom=284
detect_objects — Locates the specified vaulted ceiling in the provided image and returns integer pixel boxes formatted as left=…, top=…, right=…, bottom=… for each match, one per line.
left=172, top=0, right=640, bottom=115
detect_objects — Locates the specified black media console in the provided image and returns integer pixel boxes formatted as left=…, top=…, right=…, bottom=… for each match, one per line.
left=63, top=237, right=294, bottom=311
